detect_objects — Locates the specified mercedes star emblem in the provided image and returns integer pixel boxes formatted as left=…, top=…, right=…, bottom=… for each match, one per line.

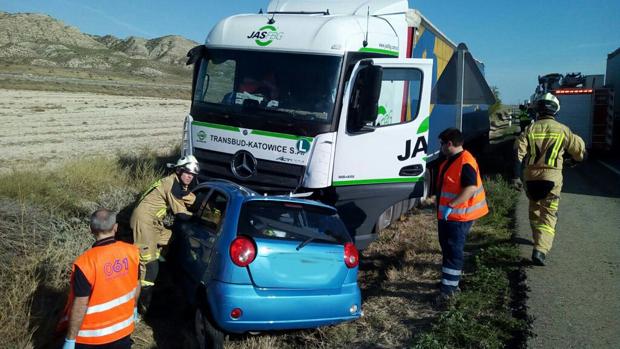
left=231, top=150, right=257, bottom=179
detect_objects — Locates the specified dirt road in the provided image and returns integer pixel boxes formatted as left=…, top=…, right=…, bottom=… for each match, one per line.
left=516, top=158, right=620, bottom=348
left=0, top=89, right=190, bottom=172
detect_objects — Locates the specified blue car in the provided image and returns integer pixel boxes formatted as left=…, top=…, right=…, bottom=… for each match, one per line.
left=169, top=180, right=362, bottom=348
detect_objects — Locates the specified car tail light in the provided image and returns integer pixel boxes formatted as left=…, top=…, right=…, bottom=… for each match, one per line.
left=230, top=236, right=256, bottom=267
left=344, top=242, right=359, bottom=268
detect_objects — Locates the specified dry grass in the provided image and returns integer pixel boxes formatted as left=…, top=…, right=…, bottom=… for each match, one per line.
left=0, top=148, right=522, bottom=348
left=0, top=150, right=171, bottom=349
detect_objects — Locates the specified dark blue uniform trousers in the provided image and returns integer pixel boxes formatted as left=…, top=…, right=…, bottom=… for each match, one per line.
left=437, top=219, right=474, bottom=295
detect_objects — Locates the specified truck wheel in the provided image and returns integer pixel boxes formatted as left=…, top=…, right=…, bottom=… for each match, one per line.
left=194, top=305, right=224, bottom=349
left=375, top=205, right=394, bottom=233
left=390, top=200, right=404, bottom=225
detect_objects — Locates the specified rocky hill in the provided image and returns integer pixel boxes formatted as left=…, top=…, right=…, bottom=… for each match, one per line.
left=0, top=11, right=198, bottom=78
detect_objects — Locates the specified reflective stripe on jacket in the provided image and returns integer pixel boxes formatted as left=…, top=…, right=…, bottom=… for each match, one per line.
left=515, top=115, right=586, bottom=181
left=437, top=150, right=489, bottom=221
left=62, top=241, right=139, bottom=345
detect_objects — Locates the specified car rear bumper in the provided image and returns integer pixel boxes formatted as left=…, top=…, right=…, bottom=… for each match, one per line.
left=206, top=281, right=362, bottom=333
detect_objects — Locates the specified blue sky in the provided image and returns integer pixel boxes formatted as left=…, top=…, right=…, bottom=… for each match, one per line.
left=2, top=0, right=619, bottom=103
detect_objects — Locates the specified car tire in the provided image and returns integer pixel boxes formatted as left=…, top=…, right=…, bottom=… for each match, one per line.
left=194, top=305, right=224, bottom=349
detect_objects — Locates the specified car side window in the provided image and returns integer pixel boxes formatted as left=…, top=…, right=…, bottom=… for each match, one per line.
left=199, top=190, right=228, bottom=233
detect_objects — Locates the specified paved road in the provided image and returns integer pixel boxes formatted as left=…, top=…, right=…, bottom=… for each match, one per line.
left=516, top=158, right=620, bottom=348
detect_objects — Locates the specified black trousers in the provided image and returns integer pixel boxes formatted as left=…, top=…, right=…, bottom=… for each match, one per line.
left=76, top=335, right=131, bottom=349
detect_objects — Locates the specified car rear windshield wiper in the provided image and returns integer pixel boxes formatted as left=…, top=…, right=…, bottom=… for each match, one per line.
left=296, top=237, right=315, bottom=251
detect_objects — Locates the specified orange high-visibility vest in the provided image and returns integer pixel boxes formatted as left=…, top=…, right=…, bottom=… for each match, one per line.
left=60, top=241, right=139, bottom=345
left=437, top=150, right=488, bottom=221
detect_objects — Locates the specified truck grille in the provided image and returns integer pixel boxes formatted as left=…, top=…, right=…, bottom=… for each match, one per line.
left=194, top=148, right=305, bottom=193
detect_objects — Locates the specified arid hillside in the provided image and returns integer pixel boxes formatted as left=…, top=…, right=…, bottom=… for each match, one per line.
left=0, top=11, right=198, bottom=98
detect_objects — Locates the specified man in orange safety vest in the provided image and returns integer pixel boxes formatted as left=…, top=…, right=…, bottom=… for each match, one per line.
left=59, top=208, right=140, bottom=348
left=435, top=128, right=488, bottom=306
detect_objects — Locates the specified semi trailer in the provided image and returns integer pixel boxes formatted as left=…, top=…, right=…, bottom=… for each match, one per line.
left=180, top=0, right=495, bottom=248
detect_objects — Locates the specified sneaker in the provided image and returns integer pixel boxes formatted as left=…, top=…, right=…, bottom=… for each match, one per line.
left=532, top=250, right=546, bottom=266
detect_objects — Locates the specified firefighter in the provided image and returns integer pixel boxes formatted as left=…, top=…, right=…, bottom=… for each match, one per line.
left=513, top=93, right=586, bottom=266
left=59, top=208, right=139, bottom=349
left=130, top=155, right=199, bottom=313
left=435, top=128, right=489, bottom=306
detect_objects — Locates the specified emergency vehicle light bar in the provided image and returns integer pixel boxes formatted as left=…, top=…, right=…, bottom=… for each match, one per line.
left=554, top=89, right=593, bottom=95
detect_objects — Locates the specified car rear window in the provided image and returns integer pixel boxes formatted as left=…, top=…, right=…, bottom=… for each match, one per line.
left=238, top=200, right=351, bottom=244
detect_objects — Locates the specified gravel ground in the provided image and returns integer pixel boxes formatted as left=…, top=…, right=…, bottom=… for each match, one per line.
left=0, top=89, right=190, bottom=173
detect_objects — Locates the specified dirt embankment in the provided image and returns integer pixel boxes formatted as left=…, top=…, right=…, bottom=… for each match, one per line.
left=0, top=89, right=190, bottom=173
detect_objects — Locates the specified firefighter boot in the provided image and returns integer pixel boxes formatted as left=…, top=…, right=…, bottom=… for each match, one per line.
left=532, top=250, right=546, bottom=266
left=138, top=286, right=154, bottom=315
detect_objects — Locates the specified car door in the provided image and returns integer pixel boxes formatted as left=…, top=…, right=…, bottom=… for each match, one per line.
left=174, top=187, right=229, bottom=285
left=333, top=58, right=433, bottom=185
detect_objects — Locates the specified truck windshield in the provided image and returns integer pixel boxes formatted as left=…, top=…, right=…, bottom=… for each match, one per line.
left=238, top=200, right=351, bottom=245
left=191, top=49, right=342, bottom=134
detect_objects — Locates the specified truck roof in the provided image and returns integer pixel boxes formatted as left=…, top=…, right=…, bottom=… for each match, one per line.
left=206, top=11, right=401, bottom=55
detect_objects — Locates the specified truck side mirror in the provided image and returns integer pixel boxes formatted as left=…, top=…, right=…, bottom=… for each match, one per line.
left=347, top=64, right=383, bottom=132
left=186, top=45, right=207, bottom=65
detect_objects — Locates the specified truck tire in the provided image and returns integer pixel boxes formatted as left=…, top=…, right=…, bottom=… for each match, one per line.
left=375, top=205, right=394, bottom=233
left=407, top=198, right=419, bottom=211
left=390, top=201, right=404, bottom=225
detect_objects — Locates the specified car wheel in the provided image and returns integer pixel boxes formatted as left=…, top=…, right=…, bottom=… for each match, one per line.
left=194, top=306, right=224, bottom=349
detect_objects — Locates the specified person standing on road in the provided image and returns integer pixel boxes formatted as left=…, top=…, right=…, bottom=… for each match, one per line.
left=513, top=93, right=586, bottom=266
left=435, top=128, right=489, bottom=304
left=58, top=208, right=140, bottom=349
left=130, top=155, right=199, bottom=313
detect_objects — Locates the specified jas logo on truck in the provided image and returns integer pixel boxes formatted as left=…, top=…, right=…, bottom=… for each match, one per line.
left=247, top=25, right=284, bottom=46
left=397, top=136, right=428, bottom=161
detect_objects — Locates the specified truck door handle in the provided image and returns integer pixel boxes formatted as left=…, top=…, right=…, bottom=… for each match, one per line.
left=399, top=164, right=423, bottom=177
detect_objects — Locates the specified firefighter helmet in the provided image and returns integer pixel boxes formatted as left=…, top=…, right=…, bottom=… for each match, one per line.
left=535, top=92, right=560, bottom=116
left=174, top=155, right=200, bottom=175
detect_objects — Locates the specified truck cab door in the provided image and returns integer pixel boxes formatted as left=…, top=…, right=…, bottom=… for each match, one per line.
left=331, top=58, right=432, bottom=248
left=333, top=58, right=432, bottom=186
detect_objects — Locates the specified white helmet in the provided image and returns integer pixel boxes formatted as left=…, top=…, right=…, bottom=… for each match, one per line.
left=174, top=155, right=200, bottom=175
left=535, top=92, right=560, bottom=116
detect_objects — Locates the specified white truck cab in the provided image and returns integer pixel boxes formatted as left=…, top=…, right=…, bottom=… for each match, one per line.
left=182, top=0, right=489, bottom=248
